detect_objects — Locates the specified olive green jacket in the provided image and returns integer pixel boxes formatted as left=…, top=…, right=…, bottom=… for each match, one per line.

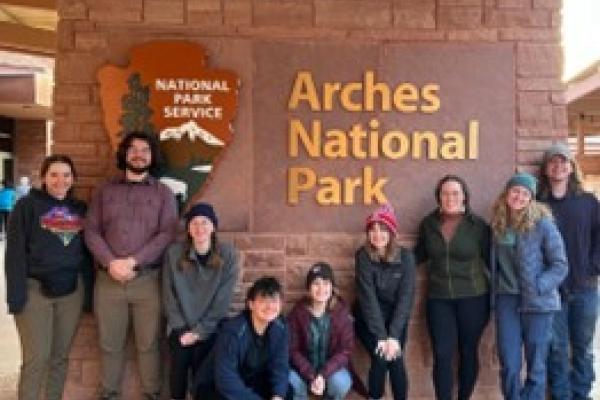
left=415, top=210, right=490, bottom=299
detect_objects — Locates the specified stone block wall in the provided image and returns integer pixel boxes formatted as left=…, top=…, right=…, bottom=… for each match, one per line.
left=13, top=119, right=47, bottom=186
left=52, top=1, right=577, bottom=399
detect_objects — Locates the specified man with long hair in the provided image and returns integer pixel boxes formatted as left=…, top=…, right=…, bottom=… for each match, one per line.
left=538, top=143, right=600, bottom=400
left=85, top=131, right=178, bottom=400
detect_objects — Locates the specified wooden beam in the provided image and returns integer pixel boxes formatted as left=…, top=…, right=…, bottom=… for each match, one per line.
left=0, top=1, right=55, bottom=10
left=0, top=21, right=54, bottom=55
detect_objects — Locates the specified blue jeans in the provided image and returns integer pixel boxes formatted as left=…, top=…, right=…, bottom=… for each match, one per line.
left=289, top=368, right=352, bottom=400
left=495, top=294, right=554, bottom=400
left=548, top=288, right=599, bottom=400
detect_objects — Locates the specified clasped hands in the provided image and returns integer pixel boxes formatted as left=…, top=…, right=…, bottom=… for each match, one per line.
left=108, top=257, right=137, bottom=283
left=375, top=337, right=402, bottom=361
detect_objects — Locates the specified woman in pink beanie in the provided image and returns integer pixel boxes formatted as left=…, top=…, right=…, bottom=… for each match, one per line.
left=354, top=204, right=416, bottom=400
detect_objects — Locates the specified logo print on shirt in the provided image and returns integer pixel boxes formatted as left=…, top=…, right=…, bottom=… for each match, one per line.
left=41, top=207, right=83, bottom=246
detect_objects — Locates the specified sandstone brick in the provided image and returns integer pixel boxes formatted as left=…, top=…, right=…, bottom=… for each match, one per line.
left=447, top=28, right=498, bottom=41
left=315, top=0, right=392, bottom=29
left=393, top=2, right=435, bottom=29
left=234, top=235, right=284, bottom=250
left=518, top=91, right=553, bottom=128
left=498, top=0, right=530, bottom=7
left=254, top=1, right=312, bottom=27
left=52, top=142, right=97, bottom=157
left=517, top=43, right=562, bottom=77
left=81, top=360, right=100, bottom=386
left=242, top=268, right=285, bottom=284
left=517, top=77, right=564, bottom=91
left=54, top=84, right=91, bottom=105
left=438, top=6, right=482, bottom=29
left=499, top=27, right=558, bottom=41
left=485, top=8, right=550, bottom=27
left=285, top=235, right=309, bottom=256
left=144, top=0, right=184, bottom=24
left=308, top=234, right=360, bottom=257
left=551, top=10, right=560, bottom=27
left=237, top=25, right=346, bottom=39
left=533, top=0, right=561, bottom=9
left=56, top=53, right=103, bottom=84
left=58, top=0, right=88, bottom=20
left=439, top=0, right=481, bottom=5
left=89, top=0, right=142, bottom=22
left=553, top=105, right=568, bottom=129
left=350, top=28, right=445, bottom=41
left=75, top=32, right=108, bottom=51
left=551, top=91, right=567, bottom=105
left=517, top=150, right=543, bottom=164
left=516, top=127, right=563, bottom=137
left=187, top=0, right=223, bottom=25
left=224, top=0, right=251, bottom=25
left=67, top=104, right=102, bottom=123
left=57, top=21, right=75, bottom=51
left=517, top=138, right=554, bottom=151
left=243, top=250, right=285, bottom=268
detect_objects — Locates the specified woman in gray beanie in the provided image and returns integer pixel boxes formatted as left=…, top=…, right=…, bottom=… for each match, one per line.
left=490, top=173, right=567, bottom=400
left=162, top=202, right=239, bottom=400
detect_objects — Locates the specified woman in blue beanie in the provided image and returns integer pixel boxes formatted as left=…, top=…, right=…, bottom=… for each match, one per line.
left=162, top=202, right=239, bottom=400
left=490, top=173, right=567, bottom=400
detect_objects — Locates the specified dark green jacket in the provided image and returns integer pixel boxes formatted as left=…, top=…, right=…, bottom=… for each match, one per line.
left=415, top=210, right=490, bottom=299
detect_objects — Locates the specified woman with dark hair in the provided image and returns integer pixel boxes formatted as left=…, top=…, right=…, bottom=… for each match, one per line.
left=490, top=173, right=567, bottom=400
left=5, top=154, right=92, bottom=400
left=288, top=262, right=354, bottom=400
left=162, top=202, right=239, bottom=400
left=354, top=204, right=415, bottom=400
left=414, top=175, right=490, bottom=400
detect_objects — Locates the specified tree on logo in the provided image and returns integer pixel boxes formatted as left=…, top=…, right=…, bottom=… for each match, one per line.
left=119, top=72, right=156, bottom=138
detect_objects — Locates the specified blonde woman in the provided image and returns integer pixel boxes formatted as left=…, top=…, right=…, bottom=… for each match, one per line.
left=490, top=173, right=567, bottom=400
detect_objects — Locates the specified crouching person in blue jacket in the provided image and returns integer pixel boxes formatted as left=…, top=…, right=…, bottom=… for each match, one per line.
left=213, top=276, right=290, bottom=400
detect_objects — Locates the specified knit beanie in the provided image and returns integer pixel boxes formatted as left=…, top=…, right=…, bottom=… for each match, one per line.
left=544, top=142, right=572, bottom=162
left=366, top=204, right=398, bottom=235
left=506, top=172, right=537, bottom=197
left=305, top=262, right=335, bottom=289
left=185, top=202, right=218, bottom=229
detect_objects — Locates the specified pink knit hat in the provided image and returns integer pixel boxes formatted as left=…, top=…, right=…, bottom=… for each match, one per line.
left=366, top=204, right=398, bottom=235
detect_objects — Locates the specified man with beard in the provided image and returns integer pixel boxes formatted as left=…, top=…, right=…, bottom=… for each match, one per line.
left=85, top=131, right=178, bottom=400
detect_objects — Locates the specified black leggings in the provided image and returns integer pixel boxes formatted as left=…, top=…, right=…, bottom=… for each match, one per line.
left=168, top=331, right=216, bottom=400
left=355, top=313, right=408, bottom=400
left=426, top=294, right=490, bottom=400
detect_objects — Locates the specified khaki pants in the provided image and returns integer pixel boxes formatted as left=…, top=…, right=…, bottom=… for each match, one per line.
left=14, top=277, right=83, bottom=400
left=95, top=270, right=161, bottom=398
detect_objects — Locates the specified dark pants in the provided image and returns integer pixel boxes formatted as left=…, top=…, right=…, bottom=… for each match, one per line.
left=426, top=294, right=490, bottom=400
left=548, top=288, right=598, bottom=400
left=168, top=332, right=216, bottom=400
left=355, top=309, right=408, bottom=400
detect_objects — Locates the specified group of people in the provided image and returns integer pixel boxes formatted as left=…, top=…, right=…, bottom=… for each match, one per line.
left=3, top=130, right=598, bottom=400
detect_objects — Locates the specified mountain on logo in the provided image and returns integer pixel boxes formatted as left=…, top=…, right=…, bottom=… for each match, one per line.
left=159, top=121, right=225, bottom=146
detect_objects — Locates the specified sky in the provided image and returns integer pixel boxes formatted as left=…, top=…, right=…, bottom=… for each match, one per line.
left=562, top=0, right=600, bottom=80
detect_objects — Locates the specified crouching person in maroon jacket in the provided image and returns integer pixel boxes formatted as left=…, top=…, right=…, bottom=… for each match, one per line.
left=287, top=262, right=357, bottom=400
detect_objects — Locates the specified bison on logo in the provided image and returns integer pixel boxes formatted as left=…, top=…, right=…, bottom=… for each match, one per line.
left=97, top=41, right=239, bottom=206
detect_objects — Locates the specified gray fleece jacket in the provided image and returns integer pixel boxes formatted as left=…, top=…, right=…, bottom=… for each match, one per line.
left=162, top=240, right=239, bottom=339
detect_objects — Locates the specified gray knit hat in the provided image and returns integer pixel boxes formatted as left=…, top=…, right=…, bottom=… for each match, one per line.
left=544, top=142, right=572, bottom=162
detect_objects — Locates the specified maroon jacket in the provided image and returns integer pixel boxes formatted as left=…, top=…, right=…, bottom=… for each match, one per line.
left=287, top=295, right=354, bottom=381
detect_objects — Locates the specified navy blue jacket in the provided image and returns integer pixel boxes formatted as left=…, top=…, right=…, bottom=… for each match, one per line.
left=541, top=191, right=600, bottom=292
left=491, top=217, right=568, bottom=312
left=214, top=310, right=289, bottom=400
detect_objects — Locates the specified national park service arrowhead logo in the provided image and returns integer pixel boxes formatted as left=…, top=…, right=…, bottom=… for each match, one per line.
left=97, top=41, right=240, bottom=204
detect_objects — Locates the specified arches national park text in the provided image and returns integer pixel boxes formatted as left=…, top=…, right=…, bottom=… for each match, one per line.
left=286, top=71, right=480, bottom=206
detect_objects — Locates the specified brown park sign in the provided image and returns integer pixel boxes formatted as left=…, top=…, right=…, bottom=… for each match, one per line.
left=97, top=41, right=239, bottom=204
